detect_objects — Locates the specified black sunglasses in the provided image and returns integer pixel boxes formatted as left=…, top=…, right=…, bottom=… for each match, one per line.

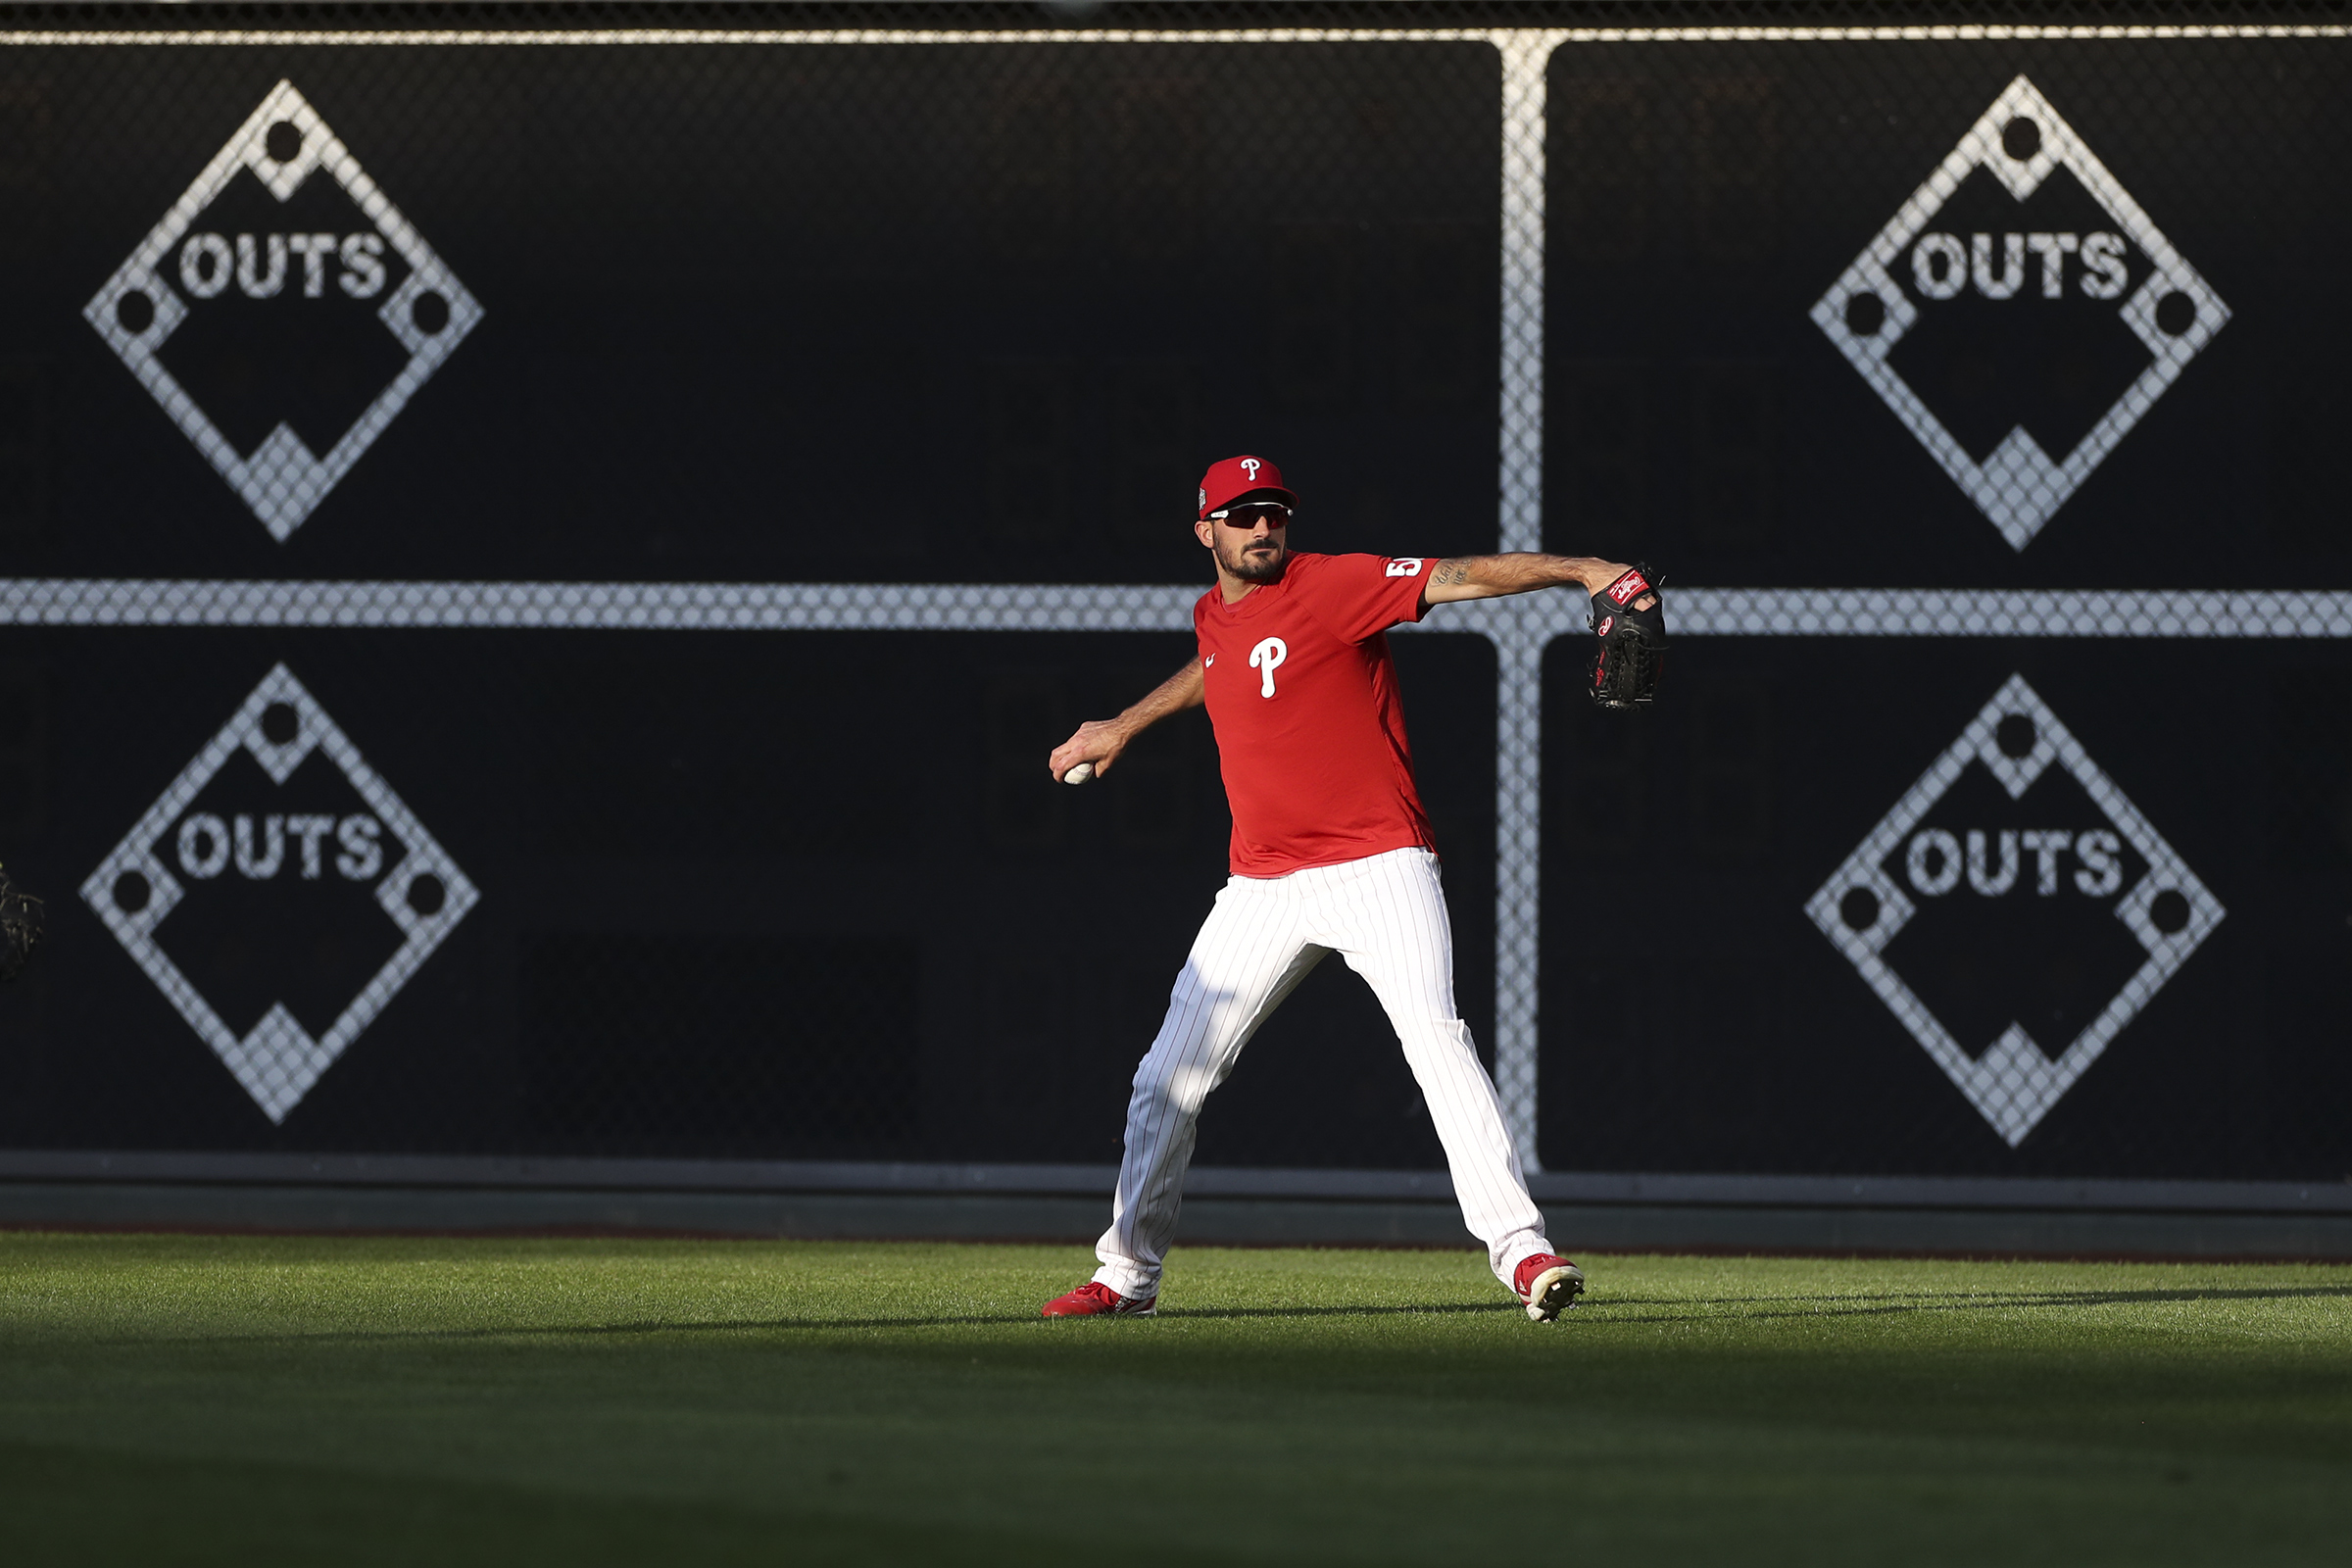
left=1210, top=502, right=1293, bottom=528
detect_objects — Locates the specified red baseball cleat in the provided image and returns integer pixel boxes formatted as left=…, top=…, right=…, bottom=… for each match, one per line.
left=1040, top=1281, right=1156, bottom=1318
left=1512, top=1253, right=1586, bottom=1322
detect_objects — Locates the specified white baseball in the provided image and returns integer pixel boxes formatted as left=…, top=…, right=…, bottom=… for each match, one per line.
left=1064, top=762, right=1096, bottom=786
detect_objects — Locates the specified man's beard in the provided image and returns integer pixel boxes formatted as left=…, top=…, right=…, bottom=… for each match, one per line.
left=1223, top=539, right=1288, bottom=582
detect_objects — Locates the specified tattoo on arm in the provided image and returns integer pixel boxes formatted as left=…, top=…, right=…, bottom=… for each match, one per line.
left=1426, top=553, right=1610, bottom=600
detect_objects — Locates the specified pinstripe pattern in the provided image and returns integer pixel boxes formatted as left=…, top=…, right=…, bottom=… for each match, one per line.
left=1093, top=848, right=1551, bottom=1298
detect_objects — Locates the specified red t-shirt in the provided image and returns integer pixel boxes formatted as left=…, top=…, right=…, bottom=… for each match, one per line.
left=1194, top=551, right=1438, bottom=877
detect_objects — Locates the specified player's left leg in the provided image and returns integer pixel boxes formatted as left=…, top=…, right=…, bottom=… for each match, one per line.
left=1311, top=849, right=1569, bottom=1298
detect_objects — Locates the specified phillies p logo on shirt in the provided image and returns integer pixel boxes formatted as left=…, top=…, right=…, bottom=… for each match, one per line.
left=1250, top=638, right=1288, bottom=698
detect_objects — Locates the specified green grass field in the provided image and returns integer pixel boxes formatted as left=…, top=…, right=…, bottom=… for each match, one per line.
left=2, top=1234, right=2348, bottom=1565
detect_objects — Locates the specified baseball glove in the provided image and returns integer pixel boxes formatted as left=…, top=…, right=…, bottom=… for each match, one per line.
left=1589, top=564, right=1667, bottom=710
left=0, top=864, right=43, bottom=985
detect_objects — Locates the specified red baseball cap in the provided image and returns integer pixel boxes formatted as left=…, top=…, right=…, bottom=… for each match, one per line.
left=1198, top=455, right=1298, bottom=520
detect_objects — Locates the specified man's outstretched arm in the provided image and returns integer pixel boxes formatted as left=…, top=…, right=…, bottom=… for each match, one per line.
left=1419, top=554, right=1655, bottom=611
left=1049, top=657, right=1204, bottom=782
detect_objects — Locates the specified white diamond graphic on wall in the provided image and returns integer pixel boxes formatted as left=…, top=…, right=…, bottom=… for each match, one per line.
left=1811, top=76, right=2228, bottom=550
left=81, top=665, right=477, bottom=1122
left=1806, top=675, right=2223, bottom=1146
left=82, top=80, right=482, bottom=541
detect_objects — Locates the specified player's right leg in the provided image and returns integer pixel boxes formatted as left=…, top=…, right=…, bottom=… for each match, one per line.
left=1045, top=875, right=1325, bottom=1316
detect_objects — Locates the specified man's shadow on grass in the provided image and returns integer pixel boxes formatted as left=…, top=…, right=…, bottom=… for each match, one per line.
left=525, top=1282, right=2352, bottom=1338
left=158, top=1300, right=1523, bottom=1347
left=151, top=1284, right=2352, bottom=1348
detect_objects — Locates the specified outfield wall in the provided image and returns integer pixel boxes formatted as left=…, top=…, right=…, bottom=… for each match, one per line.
left=0, top=3, right=2347, bottom=1210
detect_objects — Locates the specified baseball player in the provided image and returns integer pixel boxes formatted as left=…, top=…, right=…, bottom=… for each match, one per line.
left=1041, top=455, right=1665, bottom=1322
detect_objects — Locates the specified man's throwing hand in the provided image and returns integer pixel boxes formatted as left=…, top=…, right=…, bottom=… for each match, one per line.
left=1050, top=720, right=1129, bottom=785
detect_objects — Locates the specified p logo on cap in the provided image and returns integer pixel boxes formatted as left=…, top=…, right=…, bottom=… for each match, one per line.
left=1198, top=455, right=1298, bottom=520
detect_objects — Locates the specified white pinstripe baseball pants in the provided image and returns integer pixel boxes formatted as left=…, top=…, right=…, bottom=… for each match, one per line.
left=1092, top=847, right=1553, bottom=1298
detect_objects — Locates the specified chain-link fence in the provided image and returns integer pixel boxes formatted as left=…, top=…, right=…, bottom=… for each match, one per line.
left=0, top=2, right=2347, bottom=1184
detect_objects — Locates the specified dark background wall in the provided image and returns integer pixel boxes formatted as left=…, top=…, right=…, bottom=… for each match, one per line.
left=1537, top=30, right=2352, bottom=1180
left=0, top=6, right=2344, bottom=1182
